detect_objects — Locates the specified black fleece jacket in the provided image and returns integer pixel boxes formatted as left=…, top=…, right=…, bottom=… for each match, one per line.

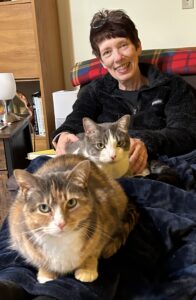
left=53, top=63, right=196, bottom=158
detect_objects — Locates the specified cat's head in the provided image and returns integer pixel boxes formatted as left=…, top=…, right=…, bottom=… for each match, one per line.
left=82, top=115, right=130, bottom=164
left=14, top=160, right=94, bottom=236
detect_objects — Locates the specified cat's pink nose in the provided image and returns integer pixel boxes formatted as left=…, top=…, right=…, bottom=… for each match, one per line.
left=111, top=155, right=116, bottom=160
left=58, top=222, right=66, bottom=230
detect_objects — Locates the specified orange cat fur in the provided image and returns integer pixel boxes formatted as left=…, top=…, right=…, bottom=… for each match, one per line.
left=9, top=154, right=138, bottom=283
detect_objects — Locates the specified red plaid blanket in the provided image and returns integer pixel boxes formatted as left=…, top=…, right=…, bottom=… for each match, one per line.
left=71, top=47, right=196, bottom=87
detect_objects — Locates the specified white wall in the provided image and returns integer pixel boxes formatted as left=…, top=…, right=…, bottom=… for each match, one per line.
left=57, top=0, right=196, bottom=89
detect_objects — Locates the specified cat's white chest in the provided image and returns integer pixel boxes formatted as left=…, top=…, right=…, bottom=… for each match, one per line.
left=41, top=230, right=84, bottom=273
left=100, top=157, right=129, bottom=178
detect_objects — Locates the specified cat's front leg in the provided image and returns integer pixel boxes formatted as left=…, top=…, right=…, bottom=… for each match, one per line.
left=37, top=268, right=57, bottom=283
left=75, top=256, right=98, bottom=282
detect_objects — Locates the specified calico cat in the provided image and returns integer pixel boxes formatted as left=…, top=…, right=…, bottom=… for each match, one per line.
left=66, top=115, right=131, bottom=178
left=9, top=154, right=138, bottom=283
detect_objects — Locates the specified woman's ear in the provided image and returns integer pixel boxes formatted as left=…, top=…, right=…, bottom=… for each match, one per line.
left=137, top=41, right=142, bottom=55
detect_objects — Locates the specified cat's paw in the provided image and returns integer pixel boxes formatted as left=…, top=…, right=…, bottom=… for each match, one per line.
left=37, top=269, right=57, bottom=284
left=75, top=268, right=98, bottom=282
left=37, top=275, right=55, bottom=284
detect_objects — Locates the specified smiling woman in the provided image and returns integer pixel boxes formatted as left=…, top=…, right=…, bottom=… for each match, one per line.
left=0, top=9, right=196, bottom=300
left=53, top=9, right=196, bottom=175
left=90, top=10, right=144, bottom=91
left=98, top=37, right=144, bottom=90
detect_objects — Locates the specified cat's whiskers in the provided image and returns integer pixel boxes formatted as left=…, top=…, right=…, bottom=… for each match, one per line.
left=86, top=155, right=101, bottom=162
left=93, top=224, right=114, bottom=240
left=79, top=222, right=114, bottom=241
left=27, top=231, right=54, bottom=247
left=65, top=115, right=131, bottom=179
left=22, top=226, right=46, bottom=235
left=9, top=151, right=135, bottom=283
left=21, top=226, right=54, bottom=246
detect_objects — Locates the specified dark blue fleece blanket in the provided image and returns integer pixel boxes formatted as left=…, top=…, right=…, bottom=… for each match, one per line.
left=0, top=152, right=196, bottom=300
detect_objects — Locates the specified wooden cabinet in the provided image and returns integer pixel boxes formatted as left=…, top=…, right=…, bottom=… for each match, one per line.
left=0, top=117, right=33, bottom=177
left=0, top=0, right=65, bottom=150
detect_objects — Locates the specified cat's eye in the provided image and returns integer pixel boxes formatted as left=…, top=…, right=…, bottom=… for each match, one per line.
left=38, top=204, right=51, bottom=213
left=67, top=198, right=78, bottom=209
left=96, top=143, right=105, bottom=149
left=117, top=141, right=124, bottom=147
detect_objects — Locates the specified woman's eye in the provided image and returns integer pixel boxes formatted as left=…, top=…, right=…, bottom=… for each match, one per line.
left=102, top=50, right=111, bottom=58
left=38, top=204, right=51, bottom=213
left=118, top=43, right=128, bottom=51
left=67, top=198, right=78, bottom=209
left=96, top=143, right=105, bottom=149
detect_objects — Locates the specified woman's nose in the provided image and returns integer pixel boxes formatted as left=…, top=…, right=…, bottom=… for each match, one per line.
left=113, top=49, right=123, bottom=62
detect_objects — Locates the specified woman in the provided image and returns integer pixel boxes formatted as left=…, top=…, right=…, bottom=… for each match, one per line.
left=0, top=9, right=196, bottom=300
left=53, top=9, right=196, bottom=175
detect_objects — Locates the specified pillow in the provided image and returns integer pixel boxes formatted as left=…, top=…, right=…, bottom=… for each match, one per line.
left=71, top=47, right=196, bottom=87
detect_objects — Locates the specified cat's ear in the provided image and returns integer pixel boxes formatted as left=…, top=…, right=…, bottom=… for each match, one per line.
left=83, top=118, right=98, bottom=136
left=68, top=160, right=91, bottom=188
left=14, top=169, right=38, bottom=193
left=117, top=115, right=131, bottom=132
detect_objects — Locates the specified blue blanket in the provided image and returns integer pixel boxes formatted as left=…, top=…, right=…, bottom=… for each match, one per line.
left=0, top=153, right=196, bottom=300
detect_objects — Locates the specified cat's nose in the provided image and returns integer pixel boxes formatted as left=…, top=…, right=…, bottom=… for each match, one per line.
left=111, top=155, right=116, bottom=160
left=57, top=222, right=66, bottom=230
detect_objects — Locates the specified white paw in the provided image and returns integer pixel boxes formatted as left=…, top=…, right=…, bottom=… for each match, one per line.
left=37, top=275, right=54, bottom=284
left=75, top=269, right=98, bottom=282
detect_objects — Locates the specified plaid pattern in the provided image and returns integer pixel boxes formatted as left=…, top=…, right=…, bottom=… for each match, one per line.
left=71, top=58, right=107, bottom=86
left=71, top=47, right=196, bottom=86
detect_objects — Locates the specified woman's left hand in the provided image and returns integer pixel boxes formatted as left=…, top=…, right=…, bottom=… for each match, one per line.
left=129, top=138, right=148, bottom=175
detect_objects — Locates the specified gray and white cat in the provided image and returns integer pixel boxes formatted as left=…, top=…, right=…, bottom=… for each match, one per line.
left=66, top=115, right=131, bottom=178
left=65, top=116, right=179, bottom=184
left=9, top=154, right=138, bottom=283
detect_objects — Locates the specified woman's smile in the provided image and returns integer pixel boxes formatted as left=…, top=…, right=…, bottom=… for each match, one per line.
left=114, top=62, right=131, bottom=72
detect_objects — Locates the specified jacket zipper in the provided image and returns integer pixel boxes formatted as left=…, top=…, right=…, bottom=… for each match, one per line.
left=132, top=108, right=137, bottom=115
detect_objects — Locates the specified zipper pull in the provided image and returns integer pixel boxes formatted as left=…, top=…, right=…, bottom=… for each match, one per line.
left=133, top=108, right=137, bottom=115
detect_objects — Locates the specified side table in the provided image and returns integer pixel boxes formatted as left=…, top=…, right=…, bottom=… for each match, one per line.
left=0, top=116, right=33, bottom=177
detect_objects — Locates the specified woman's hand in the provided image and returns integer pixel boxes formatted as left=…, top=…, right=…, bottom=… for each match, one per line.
left=53, top=132, right=79, bottom=155
left=129, top=138, right=148, bottom=175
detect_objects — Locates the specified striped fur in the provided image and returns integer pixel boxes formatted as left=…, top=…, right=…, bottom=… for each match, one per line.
left=9, top=154, right=138, bottom=283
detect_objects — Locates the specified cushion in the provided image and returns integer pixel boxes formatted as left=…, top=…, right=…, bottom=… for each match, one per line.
left=70, top=47, right=196, bottom=87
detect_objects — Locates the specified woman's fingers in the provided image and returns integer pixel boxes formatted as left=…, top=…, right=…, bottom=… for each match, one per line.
left=129, top=138, right=148, bottom=175
left=55, top=132, right=78, bottom=155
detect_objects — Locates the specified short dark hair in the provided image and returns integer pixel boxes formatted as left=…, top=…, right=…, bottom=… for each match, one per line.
left=90, top=9, right=140, bottom=58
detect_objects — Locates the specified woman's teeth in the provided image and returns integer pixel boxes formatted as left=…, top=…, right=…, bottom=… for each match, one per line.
left=115, top=62, right=130, bottom=71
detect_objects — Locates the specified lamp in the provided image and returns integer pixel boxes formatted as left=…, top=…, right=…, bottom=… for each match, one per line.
left=0, top=73, right=20, bottom=123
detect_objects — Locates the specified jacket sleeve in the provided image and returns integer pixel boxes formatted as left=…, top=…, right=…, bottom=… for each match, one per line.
left=51, top=83, right=102, bottom=139
left=129, top=77, right=196, bottom=158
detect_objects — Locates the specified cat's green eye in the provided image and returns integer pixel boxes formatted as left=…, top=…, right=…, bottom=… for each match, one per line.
left=117, top=141, right=124, bottom=147
left=67, top=198, right=78, bottom=209
left=38, top=204, right=51, bottom=213
left=96, top=143, right=105, bottom=149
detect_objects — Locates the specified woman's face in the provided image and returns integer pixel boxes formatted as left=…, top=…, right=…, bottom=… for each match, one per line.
left=98, top=37, right=142, bottom=87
